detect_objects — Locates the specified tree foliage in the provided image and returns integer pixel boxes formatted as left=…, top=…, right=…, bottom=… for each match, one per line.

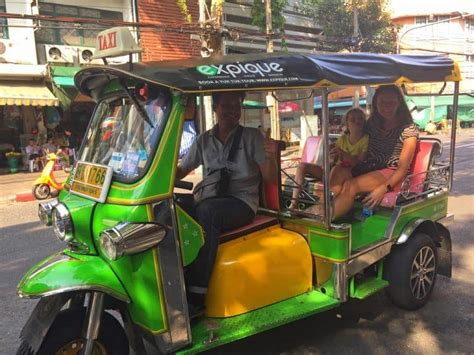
left=176, top=0, right=192, bottom=24
left=251, top=0, right=289, bottom=35
left=301, top=0, right=396, bottom=53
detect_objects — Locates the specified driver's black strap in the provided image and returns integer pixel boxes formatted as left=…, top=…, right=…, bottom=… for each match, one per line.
left=227, top=125, right=243, bottom=162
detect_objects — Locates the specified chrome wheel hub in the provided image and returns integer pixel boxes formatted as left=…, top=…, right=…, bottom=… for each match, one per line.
left=410, top=246, right=436, bottom=300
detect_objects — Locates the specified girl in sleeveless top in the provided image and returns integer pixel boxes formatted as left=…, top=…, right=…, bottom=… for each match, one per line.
left=290, top=107, right=368, bottom=210
left=331, top=85, right=419, bottom=220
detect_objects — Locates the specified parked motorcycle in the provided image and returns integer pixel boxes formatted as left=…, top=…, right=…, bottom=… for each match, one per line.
left=32, top=153, right=66, bottom=200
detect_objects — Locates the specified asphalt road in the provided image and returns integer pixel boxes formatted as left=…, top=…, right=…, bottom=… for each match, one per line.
left=0, top=133, right=472, bottom=354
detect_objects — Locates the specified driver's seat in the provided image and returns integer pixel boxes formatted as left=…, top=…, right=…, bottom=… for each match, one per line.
left=219, top=140, right=286, bottom=243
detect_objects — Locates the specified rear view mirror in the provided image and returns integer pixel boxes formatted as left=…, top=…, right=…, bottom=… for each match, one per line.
left=273, top=89, right=313, bottom=102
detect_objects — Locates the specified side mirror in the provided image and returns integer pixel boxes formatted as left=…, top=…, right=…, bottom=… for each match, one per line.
left=134, top=82, right=159, bottom=102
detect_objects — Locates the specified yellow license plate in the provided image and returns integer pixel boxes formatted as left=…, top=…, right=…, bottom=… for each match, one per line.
left=70, top=162, right=112, bottom=202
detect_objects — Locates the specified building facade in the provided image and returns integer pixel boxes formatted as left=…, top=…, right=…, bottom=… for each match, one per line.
left=222, top=0, right=322, bottom=54
left=0, top=0, right=137, bottom=170
left=136, top=0, right=201, bottom=61
left=390, top=0, right=474, bottom=126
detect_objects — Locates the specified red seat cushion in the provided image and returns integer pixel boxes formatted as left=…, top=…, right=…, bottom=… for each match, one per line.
left=219, top=215, right=279, bottom=243
left=301, top=136, right=322, bottom=164
left=380, top=140, right=438, bottom=208
left=260, top=140, right=286, bottom=210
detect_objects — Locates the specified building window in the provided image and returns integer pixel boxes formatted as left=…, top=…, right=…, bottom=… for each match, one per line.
left=0, top=0, right=8, bottom=39
left=430, top=15, right=450, bottom=23
left=467, top=18, right=474, bottom=36
left=415, top=16, right=427, bottom=24
left=35, top=2, right=122, bottom=46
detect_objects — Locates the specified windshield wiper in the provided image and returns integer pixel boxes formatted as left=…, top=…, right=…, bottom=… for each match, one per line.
left=119, top=78, right=154, bottom=128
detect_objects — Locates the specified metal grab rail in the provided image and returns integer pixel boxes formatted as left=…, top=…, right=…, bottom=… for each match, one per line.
left=392, top=164, right=450, bottom=204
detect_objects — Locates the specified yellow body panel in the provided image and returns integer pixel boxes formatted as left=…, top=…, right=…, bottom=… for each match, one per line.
left=205, top=225, right=313, bottom=318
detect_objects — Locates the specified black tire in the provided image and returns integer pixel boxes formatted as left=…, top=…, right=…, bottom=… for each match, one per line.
left=36, top=308, right=129, bottom=355
left=32, top=184, right=50, bottom=200
left=384, top=233, right=437, bottom=310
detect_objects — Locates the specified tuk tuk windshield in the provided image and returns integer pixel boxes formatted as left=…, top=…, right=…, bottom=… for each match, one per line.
left=79, top=92, right=171, bottom=180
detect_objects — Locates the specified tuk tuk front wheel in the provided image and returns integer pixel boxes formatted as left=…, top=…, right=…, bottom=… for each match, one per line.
left=384, top=233, right=437, bottom=310
left=35, top=308, right=129, bottom=355
left=33, top=184, right=50, bottom=200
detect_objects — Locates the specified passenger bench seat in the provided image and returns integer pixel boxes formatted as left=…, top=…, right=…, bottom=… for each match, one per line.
left=380, top=139, right=441, bottom=208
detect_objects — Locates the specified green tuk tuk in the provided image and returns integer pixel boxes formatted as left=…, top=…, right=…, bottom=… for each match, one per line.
left=17, top=52, right=460, bottom=354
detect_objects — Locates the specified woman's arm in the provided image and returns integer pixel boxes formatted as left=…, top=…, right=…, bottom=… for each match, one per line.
left=385, top=136, right=418, bottom=190
left=363, top=136, right=418, bottom=208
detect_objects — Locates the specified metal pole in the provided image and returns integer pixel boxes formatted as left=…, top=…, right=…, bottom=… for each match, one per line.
left=352, top=3, right=360, bottom=107
left=321, top=88, right=332, bottom=227
left=265, top=0, right=279, bottom=139
left=448, top=81, right=459, bottom=191
left=199, top=94, right=206, bottom=134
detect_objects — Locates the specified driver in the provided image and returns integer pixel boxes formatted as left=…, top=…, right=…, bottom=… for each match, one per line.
left=176, top=91, right=275, bottom=318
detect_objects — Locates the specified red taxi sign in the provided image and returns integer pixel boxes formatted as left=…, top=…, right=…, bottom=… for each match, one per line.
left=91, top=27, right=142, bottom=60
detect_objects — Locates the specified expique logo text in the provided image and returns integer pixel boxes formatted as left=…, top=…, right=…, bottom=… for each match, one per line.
left=196, top=62, right=283, bottom=78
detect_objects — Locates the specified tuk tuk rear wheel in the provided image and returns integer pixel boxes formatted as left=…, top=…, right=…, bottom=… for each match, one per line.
left=36, top=308, right=129, bottom=355
left=33, top=184, right=50, bottom=200
left=384, top=233, right=437, bottom=310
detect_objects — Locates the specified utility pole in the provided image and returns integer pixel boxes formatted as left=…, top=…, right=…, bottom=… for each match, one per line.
left=265, top=0, right=273, bottom=53
left=198, top=0, right=225, bottom=131
left=265, top=0, right=280, bottom=139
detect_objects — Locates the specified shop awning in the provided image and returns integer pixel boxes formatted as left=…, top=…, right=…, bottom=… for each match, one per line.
left=0, top=81, right=59, bottom=106
left=51, top=66, right=80, bottom=88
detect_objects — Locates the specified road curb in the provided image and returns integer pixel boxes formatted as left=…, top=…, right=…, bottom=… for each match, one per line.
left=15, top=192, right=36, bottom=203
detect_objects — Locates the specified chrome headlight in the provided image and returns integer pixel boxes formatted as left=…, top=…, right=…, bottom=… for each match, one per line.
left=100, top=222, right=167, bottom=261
left=52, top=203, right=74, bottom=242
left=38, top=199, right=59, bottom=226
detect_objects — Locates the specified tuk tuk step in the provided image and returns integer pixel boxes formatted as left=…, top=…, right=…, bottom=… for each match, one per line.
left=177, top=290, right=339, bottom=354
left=349, top=276, right=389, bottom=300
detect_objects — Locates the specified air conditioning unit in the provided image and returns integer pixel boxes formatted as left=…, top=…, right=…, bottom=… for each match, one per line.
left=44, top=44, right=80, bottom=64
left=78, top=47, right=103, bottom=65
left=0, top=40, right=37, bottom=65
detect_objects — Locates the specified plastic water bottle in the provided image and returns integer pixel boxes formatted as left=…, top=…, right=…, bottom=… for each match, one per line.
left=361, top=206, right=373, bottom=221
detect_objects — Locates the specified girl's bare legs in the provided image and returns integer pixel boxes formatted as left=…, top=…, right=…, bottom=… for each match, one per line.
left=290, top=162, right=323, bottom=209
left=332, top=171, right=386, bottom=219
left=329, top=165, right=352, bottom=197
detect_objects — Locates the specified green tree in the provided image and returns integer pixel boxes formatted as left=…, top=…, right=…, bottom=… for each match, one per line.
left=302, top=0, right=396, bottom=53
left=251, top=0, right=289, bottom=35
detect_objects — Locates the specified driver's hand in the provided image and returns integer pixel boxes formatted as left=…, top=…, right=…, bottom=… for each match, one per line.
left=263, top=138, right=277, bottom=158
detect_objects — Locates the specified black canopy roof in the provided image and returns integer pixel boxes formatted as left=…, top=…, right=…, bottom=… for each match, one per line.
left=75, top=53, right=461, bottom=96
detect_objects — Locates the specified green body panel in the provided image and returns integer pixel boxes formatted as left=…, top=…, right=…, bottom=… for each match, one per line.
left=17, top=251, right=129, bottom=301
left=176, top=205, right=205, bottom=267
left=59, top=192, right=97, bottom=254
left=308, top=226, right=350, bottom=262
left=391, top=193, right=448, bottom=239
left=105, top=95, right=184, bottom=205
left=178, top=290, right=339, bottom=354
left=350, top=206, right=392, bottom=251
left=92, top=203, right=168, bottom=334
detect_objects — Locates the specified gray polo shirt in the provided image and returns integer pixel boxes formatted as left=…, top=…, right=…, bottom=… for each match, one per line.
left=179, top=124, right=266, bottom=213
